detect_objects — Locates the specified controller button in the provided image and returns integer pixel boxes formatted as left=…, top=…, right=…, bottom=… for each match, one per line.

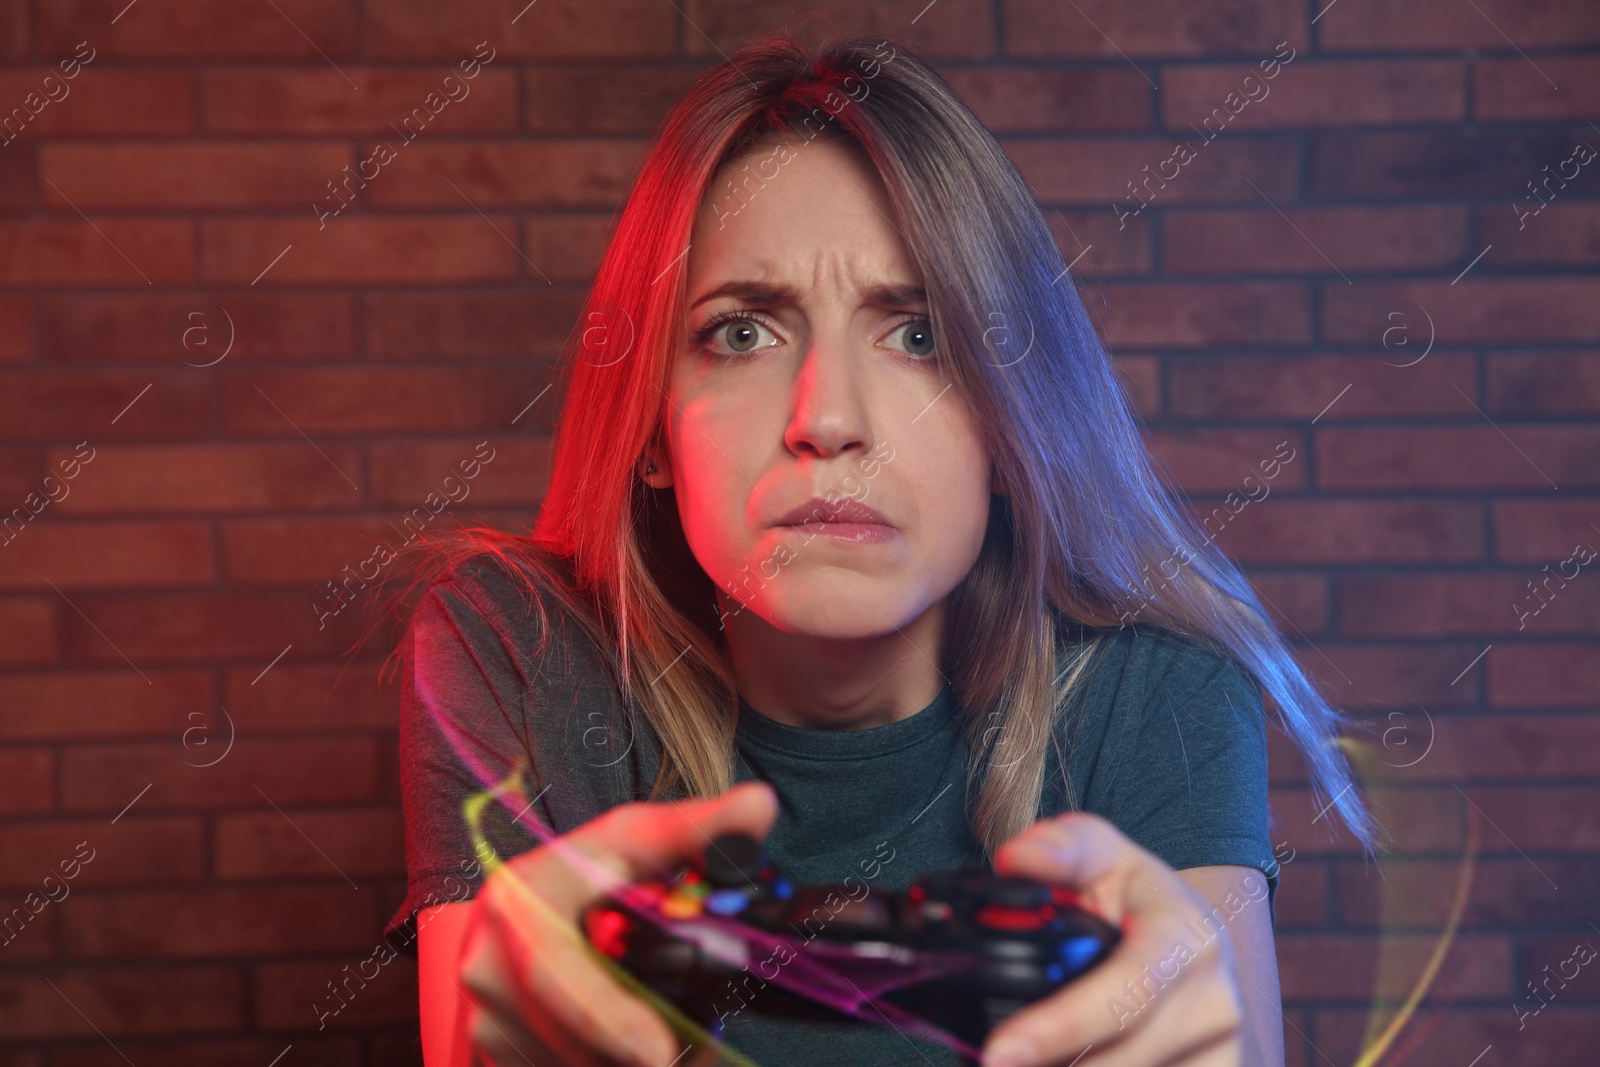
left=662, top=893, right=703, bottom=919
left=976, top=903, right=1049, bottom=930
left=1059, top=934, right=1106, bottom=971
left=920, top=900, right=955, bottom=922
left=586, top=908, right=629, bottom=958
left=705, top=889, right=749, bottom=916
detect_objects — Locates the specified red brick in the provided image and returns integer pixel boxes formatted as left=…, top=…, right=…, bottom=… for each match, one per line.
left=42, top=142, right=350, bottom=209
left=1314, top=427, right=1599, bottom=491
left=1291, top=641, right=1491, bottom=708
left=365, top=289, right=582, bottom=358
left=58, top=590, right=384, bottom=663
left=0, top=520, right=212, bottom=589
left=0, top=372, right=206, bottom=439
left=1340, top=573, right=1600, bottom=637
left=1168, top=352, right=1477, bottom=420
left=44, top=1037, right=361, bottom=1067
left=225, top=662, right=394, bottom=733
left=523, top=64, right=704, bottom=134
left=1112, top=353, right=1160, bottom=415
left=1163, top=59, right=1462, bottom=128
left=521, top=216, right=617, bottom=285
left=1004, top=137, right=1296, bottom=205
left=1244, top=571, right=1329, bottom=636
left=0, top=297, right=30, bottom=361
left=1488, top=352, right=1600, bottom=416
left=0, top=671, right=206, bottom=741
left=1489, top=644, right=1600, bottom=707
left=37, top=0, right=356, bottom=59
left=0, top=142, right=34, bottom=213
left=1480, top=203, right=1600, bottom=268
left=0, top=598, right=54, bottom=665
left=370, top=438, right=546, bottom=508
left=1006, top=0, right=1305, bottom=57
left=0, top=221, right=193, bottom=285
left=1272, top=785, right=1462, bottom=854
left=0, top=902, right=56, bottom=961
left=1323, top=280, right=1600, bottom=345
left=38, top=293, right=356, bottom=363
left=0, top=749, right=52, bottom=815
left=47, top=443, right=365, bottom=515
left=0, top=966, right=246, bottom=1037
left=255, top=956, right=419, bottom=1029
left=63, top=887, right=376, bottom=958
left=1475, top=57, right=1600, bottom=120
left=367, top=0, right=676, bottom=60
left=1196, top=499, right=1483, bottom=564
left=1320, top=0, right=1599, bottom=49
left=1352, top=711, right=1600, bottom=780
left=1046, top=207, right=1152, bottom=276
left=1492, top=499, right=1600, bottom=562
left=0, top=0, right=25, bottom=61
left=215, top=809, right=403, bottom=879
left=1149, top=428, right=1309, bottom=493
left=362, top=141, right=642, bottom=209
left=1278, top=934, right=1510, bottom=1000
left=204, top=68, right=518, bottom=134
left=1337, top=856, right=1600, bottom=928
left=62, top=738, right=381, bottom=813
left=1310, top=130, right=1581, bottom=198
left=199, top=218, right=522, bottom=285
left=1097, top=283, right=1309, bottom=347
left=1455, top=785, right=1600, bottom=851
left=681, top=0, right=995, bottom=60
left=1317, top=1006, right=1600, bottom=1067
left=945, top=68, right=1151, bottom=133
left=221, top=516, right=438, bottom=584
left=219, top=368, right=530, bottom=434
left=0, top=818, right=203, bottom=889
left=1271, top=856, right=1328, bottom=928
left=1164, top=206, right=1465, bottom=274
left=0, top=71, right=193, bottom=138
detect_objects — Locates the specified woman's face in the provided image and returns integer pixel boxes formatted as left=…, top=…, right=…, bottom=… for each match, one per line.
left=654, top=136, right=992, bottom=640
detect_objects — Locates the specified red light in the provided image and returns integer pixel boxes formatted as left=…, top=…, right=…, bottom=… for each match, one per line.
left=976, top=904, right=1051, bottom=931
left=586, top=908, right=630, bottom=958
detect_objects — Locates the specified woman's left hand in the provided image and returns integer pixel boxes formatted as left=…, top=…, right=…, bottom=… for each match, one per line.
left=979, top=811, right=1257, bottom=1067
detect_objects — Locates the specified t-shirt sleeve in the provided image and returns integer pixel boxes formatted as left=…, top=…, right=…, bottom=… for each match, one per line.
left=1071, top=630, right=1279, bottom=920
left=381, top=558, right=645, bottom=959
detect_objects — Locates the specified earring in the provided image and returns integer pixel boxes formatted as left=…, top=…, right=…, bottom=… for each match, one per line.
left=644, top=461, right=656, bottom=476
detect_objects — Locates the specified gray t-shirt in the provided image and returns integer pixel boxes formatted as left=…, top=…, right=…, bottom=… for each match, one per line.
left=386, top=552, right=1276, bottom=1066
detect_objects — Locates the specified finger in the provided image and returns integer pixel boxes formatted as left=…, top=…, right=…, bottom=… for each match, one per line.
left=982, top=833, right=1234, bottom=1065
left=995, top=812, right=1161, bottom=928
left=467, top=876, right=676, bottom=1067
left=524, top=779, right=779, bottom=915
left=1067, top=969, right=1242, bottom=1067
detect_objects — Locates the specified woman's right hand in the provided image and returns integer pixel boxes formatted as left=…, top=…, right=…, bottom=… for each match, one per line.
left=455, top=779, right=780, bottom=1067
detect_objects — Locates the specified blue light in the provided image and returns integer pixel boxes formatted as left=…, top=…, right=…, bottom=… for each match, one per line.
left=1058, top=936, right=1103, bottom=972
left=773, top=877, right=794, bottom=900
left=1046, top=963, right=1063, bottom=983
left=706, top=889, right=749, bottom=915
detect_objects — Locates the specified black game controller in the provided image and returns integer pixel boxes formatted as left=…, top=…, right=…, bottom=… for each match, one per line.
left=582, top=832, right=1121, bottom=1057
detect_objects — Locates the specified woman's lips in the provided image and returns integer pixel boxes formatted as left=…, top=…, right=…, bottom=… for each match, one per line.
left=778, top=520, right=897, bottom=543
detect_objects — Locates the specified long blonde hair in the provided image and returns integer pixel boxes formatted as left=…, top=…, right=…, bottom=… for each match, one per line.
left=382, top=31, right=1379, bottom=859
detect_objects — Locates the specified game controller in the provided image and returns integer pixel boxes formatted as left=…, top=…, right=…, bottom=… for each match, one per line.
left=582, top=831, right=1121, bottom=1055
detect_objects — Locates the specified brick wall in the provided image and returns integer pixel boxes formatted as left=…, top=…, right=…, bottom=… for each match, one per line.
left=0, top=1, right=1595, bottom=1064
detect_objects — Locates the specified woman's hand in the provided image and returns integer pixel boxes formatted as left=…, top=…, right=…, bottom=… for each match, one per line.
left=981, top=812, right=1256, bottom=1067
left=455, top=780, right=780, bottom=1067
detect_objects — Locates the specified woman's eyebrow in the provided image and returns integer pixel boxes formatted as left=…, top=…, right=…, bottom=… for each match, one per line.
left=688, top=279, right=928, bottom=310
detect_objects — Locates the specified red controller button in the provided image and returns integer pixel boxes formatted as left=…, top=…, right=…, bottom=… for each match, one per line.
left=586, top=908, right=629, bottom=958
left=976, top=903, right=1052, bottom=931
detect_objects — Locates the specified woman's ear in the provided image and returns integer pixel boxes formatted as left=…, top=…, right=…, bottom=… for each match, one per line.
left=638, top=446, right=672, bottom=489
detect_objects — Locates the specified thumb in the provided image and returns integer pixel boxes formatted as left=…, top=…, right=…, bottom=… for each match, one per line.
left=526, top=780, right=779, bottom=913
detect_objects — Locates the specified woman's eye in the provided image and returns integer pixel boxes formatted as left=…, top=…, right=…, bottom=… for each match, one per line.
left=697, top=316, right=778, bottom=360
left=890, top=319, right=936, bottom=358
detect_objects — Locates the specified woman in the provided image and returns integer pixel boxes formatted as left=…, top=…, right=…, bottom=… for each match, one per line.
left=381, top=31, right=1378, bottom=1067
